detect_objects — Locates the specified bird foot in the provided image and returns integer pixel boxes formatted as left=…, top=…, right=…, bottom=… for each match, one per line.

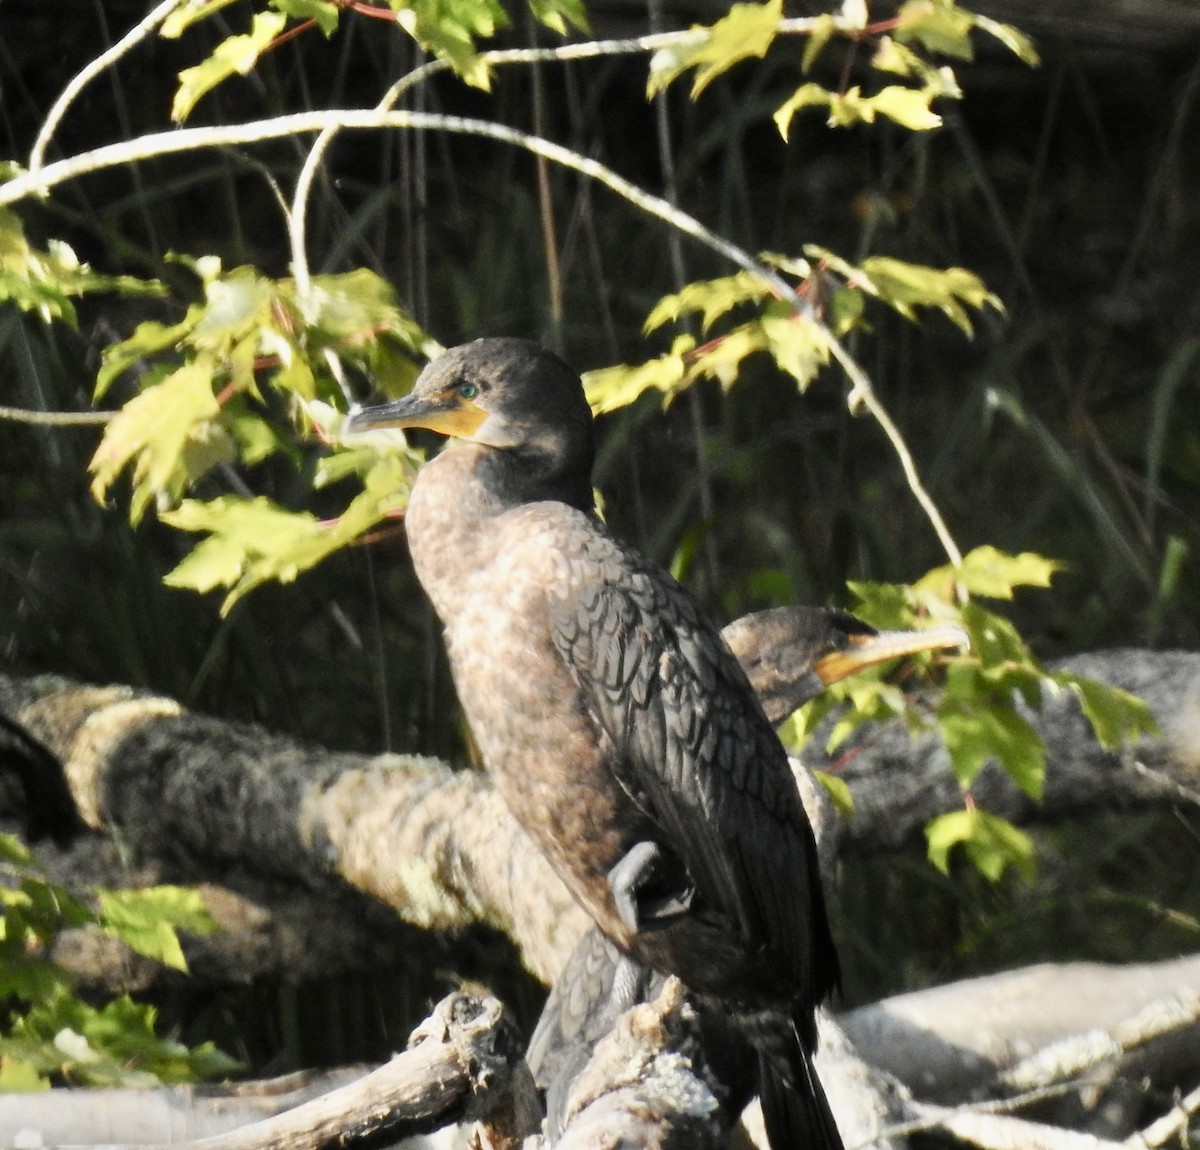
left=608, top=840, right=694, bottom=934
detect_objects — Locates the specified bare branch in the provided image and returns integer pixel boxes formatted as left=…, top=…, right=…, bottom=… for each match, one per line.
left=0, top=405, right=113, bottom=426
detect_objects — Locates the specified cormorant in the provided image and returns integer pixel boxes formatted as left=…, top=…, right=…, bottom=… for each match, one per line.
left=345, top=338, right=896, bottom=1150
left=529, top=605, right=966, bottom=1138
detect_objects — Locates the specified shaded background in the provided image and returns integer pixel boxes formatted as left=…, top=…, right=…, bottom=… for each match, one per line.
left=1, top=0, right=1198, bottom=1072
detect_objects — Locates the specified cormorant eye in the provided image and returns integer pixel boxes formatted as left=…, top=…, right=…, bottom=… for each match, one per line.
left=457, top=382, right=479, bottom=401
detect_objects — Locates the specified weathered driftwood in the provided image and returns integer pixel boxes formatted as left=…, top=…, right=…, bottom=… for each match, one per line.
left=0, top=1067, right=369, bottom=1147
left=0, top=992, right=525, bottom=1150
left=2, top=647, right=1197, bottom=990
left=1, top=641, right=1198, bottom=1148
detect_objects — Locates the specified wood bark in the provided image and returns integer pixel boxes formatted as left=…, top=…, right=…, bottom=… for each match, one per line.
left=3, top=647, right=1197, bottom=990
left=1, top=642, right=1198, bottom=1148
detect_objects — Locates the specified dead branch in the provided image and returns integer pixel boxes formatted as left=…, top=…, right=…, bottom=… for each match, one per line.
left=0, top=646, right=1197, bottom=993
left=20, top=991, right=526, bottom=1150
left=841, top=954, right=1200, bottom=1103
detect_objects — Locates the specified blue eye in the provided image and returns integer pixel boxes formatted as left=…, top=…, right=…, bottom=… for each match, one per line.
left=458, top=382, right=479, bottom=400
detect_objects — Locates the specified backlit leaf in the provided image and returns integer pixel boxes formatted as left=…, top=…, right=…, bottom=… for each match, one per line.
left=972, top=14, right=1039, bottom=65
left=926, top=809, right=1035, bottom=881
left=644, top=271, right=771, bottom=333
left=584, top=336, right=695, bottom=415
left=163, top=454, right=411, bottom=612
left=98, top=888, right=216, bottom=973
left=895, top=0, right=974, bottom=60
left=271, top=0, right=341, bottom=36
left=390, top=0, right=508, bottom=89
left=525, top=0, right=589, bottom=36
left=0, top=209, right=162, bottom=327
left=1058, top=674, right=1159, bottom=749
left=689, top=324, right=768, bottom=391
left=774, top=82, right=833, bottom=141
left=160, top=0, right=240, bottom=37
left=760, top=305, right=830, bottom=389
left=917, top=545, right=1061, bottom=601
left=0, top=1058, right=48, bottom=1092
left=89, top=362, right=221, bottom=523
left=813, top=770, right=854, bottom=816
left=866, top=84, right=942, bottom=130
left=96, top=313, right=202, bottom=400
left=858, top=256, right=1000, bottom=333
left=648, top=0, right=781, bottom=98
left=801, top=13, right=836, bottom=72
left=172, top=11, right=288, bottom=122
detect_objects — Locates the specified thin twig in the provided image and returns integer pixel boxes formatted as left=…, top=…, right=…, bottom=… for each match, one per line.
left=10, top=33, right=962, bottom=565
left=28, top=0, right=186, bottom=174
left=0, top=405, right=114, bottom=427
left=2, top=111, right=795, bottom=299
left=1139, top=1079, right=1200, bottom=1148
left=827, top=339, right=963, bottom=567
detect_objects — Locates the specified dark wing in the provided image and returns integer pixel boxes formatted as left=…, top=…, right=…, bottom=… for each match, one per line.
left=547, top=517, right=834, bottom=998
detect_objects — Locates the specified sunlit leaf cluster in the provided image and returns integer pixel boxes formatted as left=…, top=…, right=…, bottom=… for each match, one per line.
left=164, top=0, right=588, bottom=112
left=0, top=834, right=235, bottom=1089
left=780, top=547, right=1158, bottom=880
left=649, top=0, right=1036, bottom=140
left=0, top=207, right=162, bottom=326
left=584, top=251, right=997, bottom=413
left=89, top=262, right=428, bottom=604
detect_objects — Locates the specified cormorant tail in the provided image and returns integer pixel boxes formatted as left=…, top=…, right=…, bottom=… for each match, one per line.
left=757, top=1048, right=843, bottom=1150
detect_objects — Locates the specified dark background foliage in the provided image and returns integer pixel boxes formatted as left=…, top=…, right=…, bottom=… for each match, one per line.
left=2, top=0, right=1198, bottom=1072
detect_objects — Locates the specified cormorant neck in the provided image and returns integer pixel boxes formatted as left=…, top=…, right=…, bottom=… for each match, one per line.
left=475, top=440, right=595, bottom=514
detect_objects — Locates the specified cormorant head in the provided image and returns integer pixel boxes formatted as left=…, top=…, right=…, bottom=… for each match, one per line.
left=346, top=338, right=596, bottom=511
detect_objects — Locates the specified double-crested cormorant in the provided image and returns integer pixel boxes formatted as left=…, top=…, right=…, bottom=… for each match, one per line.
left=345, top=338, right=875, bottom=1149
left=527, top=604, right=966, bottom=1137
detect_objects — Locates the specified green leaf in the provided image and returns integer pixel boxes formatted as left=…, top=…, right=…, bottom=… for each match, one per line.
left=583, top=335, right=695, bottom=415
left=10, top=992, right=240, bottom=1086
left=0, top=832, right=35, bottom=866
left=895, top=0, right=975, bottom=60
left=774, top=82, right=833, bottom=141
left=688, top=324, right=769, bottom=391
left=160, top=0, right=240, bottom=37
left=865, top=84, right=943, bottom=130
left=644, top=270, right=772, bottom=333
left=0, top=209, right=163, bottom=327
left=938, top=684, right=1045, bottom=798
left=824, top=676, right=908, bottom=750
left=301, top=268, right=430, bottom=356
left=813, top=770, right=854, bottom=816
left=98, top=888, right=217, bottom=973
left=858, top=255, right=1000, bottom=334
left=648, top=0, right=781, bottom=98
left=192, top=265, right=277, bottom=355
left=389, top=0, right=508, bottom=89
left=172, top=11, right=288, bottom=122
left=972, top=14, right=1040, bottom=65
left=96, top=313, right=202, bottom=400
left=0, top=1057, right=49, bottom=1092
left=926, top=809, right=1036, bottom=881
left=89, top=362, right=222, bottom=523
left=270, top=0, right=342, bottom=36
left=163, top=454, right=411, bottom=612
left=801, top=13, right=837, bottom=72
left=917, top=545, right=1062, bottom=601
left=1057, top=674, right=1159, bottom=750
left=777, top=82, right=948, bottom=136
left=524, top=0, right=589, bottom=36
left=760, top=305, right=831, bottom=389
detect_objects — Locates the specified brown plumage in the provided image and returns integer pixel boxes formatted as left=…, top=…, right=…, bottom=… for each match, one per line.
left=528, top=604, right=966, bottom=1137
left=346, top=338, right=843, bottom=1150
